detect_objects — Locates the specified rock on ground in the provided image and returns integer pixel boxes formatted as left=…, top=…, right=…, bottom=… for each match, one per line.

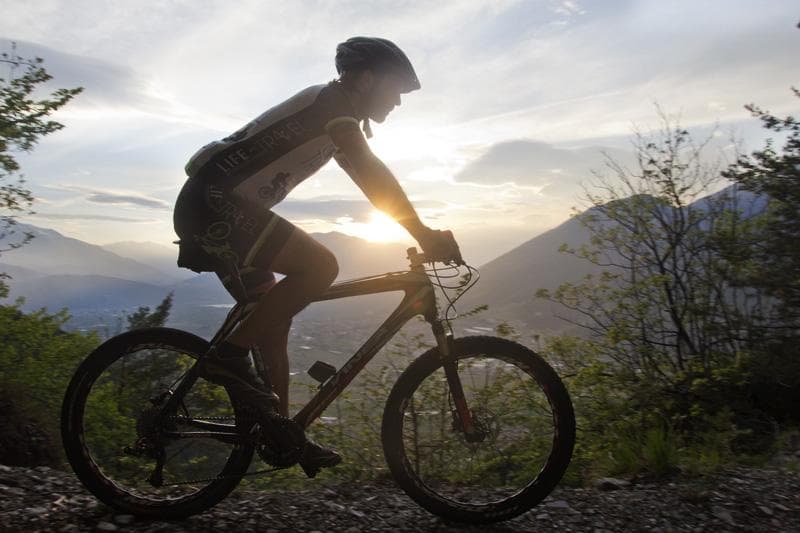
left=0, top=464, right=798, bottom=532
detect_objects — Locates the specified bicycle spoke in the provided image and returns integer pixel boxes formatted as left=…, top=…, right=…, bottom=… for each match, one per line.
left=389, top=345, right=564, bottom=508
left=73, top=336, right=251, bottom=505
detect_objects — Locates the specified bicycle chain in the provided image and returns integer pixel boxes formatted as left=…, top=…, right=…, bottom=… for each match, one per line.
left=154, top=414, right=297, bottom=487
left=157, top=465, right=288, bottom=487
left=171, top=415, right=237, bottom=422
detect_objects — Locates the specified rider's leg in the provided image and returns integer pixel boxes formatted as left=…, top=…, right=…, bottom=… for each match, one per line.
left=255, top=319, right=291, bottom=417
left=226, top=228, right=341, bottom=473
left=227, top=227, right=338, bottom=405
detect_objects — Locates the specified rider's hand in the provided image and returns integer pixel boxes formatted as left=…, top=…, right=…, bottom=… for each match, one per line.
left=418, top=228, right=464, bottom=265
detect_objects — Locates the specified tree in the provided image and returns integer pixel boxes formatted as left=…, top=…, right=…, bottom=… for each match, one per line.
left=126, top=292, right=174, bottom=330
left=715, top=89, right=800, bottom=426
left=721, top=88, right=800, bottom=324
left=0, top=304, right=98, bottom=466
left=536, top=111, right=782, bottom=474
left=0, top=42, right=83, bottom=294
left=539, top=112, right=751, bottom=386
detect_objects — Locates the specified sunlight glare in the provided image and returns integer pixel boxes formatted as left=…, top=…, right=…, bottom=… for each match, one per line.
left=337, top=211, right=413, bottom=244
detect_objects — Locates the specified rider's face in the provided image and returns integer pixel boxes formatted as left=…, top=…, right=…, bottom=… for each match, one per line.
left=366, top=73, right=404, bottom=123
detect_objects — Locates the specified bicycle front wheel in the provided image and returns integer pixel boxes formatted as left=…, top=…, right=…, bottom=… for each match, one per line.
left=61, top=328, right=255, bottom=519
left=381, top=336, right=575, bottom=523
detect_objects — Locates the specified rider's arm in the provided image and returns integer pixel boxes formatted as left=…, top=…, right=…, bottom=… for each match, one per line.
left=327, top=121, right=429, bottom=242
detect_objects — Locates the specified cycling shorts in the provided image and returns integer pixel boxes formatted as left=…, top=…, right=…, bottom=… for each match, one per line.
left=173, top=178, right=295, bottom=298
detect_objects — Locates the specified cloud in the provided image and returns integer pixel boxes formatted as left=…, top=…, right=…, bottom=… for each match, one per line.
left=47, top=184, right=172, bottom=209
left=423, top=1, right=799, bottom=141
left=2, top=40, right=154, bottom=110
left=272, top=197, right=448, bottom=224
left=0, top=40, right=230, bottom=133
left=454, top=139, right=635, bottom=196
left=550, top=0, right=586, bottom=16
left=3, top=0, right=798, bottom=253
left=273, top=198, right=374, bottom=223
left=30, top=213, right=154, bottom=223
left=86, top=193, right=170, bottom=209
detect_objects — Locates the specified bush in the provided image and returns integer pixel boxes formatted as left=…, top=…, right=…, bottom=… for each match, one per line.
left=0, top=381, right=62, bottom=467
left=0, top=304, right=97, bottom=468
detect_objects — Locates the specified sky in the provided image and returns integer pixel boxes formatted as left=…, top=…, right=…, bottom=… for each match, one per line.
left=1, top=0, right=798, bottom=265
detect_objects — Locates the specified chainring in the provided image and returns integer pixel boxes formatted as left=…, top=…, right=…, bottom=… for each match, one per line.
left=236, top=404, right=306, bottom=467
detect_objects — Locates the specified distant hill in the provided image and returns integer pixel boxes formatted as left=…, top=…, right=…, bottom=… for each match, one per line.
left=104, top=232, right=411, bottom=282
left=461, top=184, right=764, bottom=335
left=0, top=224, right=178, bottom=285
left=102, top=241, right=194, bottom=282
left=7, top=274, right=169, bottom=311
left=0, top=262, right=46, bottom=282
left=460, top=210, right=595, bottom=334
left=308, top=232, right=409, bottom=278
left=165, top=233, right=410, bottom=336
left=1, top=186, right=758, bottom=340
left=0, top=224, right=413, bottom=337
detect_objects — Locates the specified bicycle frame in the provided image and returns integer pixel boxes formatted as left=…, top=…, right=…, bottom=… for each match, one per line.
left=294, top=267, right=440, bottom=428
left=163, top=249, right=478, bottom=444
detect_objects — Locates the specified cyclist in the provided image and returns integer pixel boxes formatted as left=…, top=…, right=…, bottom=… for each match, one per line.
left=173, top=36, right=459, bottom=476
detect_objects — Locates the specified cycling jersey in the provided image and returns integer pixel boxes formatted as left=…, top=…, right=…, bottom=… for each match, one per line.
left=173, top=82, right=360, bottom=277
left=185, top=82, right=359, bottom=207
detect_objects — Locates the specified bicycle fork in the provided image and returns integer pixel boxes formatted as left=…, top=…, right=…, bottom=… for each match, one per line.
left=431, top=321, right=484, bottom=442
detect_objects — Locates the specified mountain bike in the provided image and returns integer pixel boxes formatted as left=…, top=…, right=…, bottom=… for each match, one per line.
left=61, top=247, right=575, bottom=524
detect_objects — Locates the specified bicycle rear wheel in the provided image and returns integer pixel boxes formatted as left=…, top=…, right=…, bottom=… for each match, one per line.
left=61, top=328, right=255, bottom=519
left=381, top=336, right=575, bottom=524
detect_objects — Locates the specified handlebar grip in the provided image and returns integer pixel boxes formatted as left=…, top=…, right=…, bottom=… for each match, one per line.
left=411, top=230, right=465, bottom=266
left=443, top=230, right=465, bottom=265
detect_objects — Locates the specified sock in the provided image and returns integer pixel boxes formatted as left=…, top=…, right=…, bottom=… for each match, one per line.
left=217, top=340, right=250, bottom=359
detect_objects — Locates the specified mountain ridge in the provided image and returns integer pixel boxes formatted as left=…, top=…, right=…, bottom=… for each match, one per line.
left=0, top=223, right=179, bottom=285
left=2, top=185, right=752, bottom=337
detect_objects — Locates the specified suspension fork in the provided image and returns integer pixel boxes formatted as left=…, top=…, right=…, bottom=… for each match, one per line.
left=430, top=321, right=478, bottom=437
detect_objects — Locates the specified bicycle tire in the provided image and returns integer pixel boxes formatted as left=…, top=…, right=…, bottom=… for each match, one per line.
left=381, top=336, right=575, bottom=524
left=61, top=327, right=255, bottom=519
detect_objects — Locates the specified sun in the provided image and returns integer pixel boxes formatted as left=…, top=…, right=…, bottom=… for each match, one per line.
left=337, top=210, right=413, bottom=244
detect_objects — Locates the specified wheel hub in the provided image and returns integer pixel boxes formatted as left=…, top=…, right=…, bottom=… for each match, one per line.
left=452, top=408, right=498, bottom=444
left=125, top=393, right=177, bottom=457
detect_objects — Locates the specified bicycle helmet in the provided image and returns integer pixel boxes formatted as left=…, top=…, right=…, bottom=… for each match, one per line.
left=335, top=37, right=421, bottom=93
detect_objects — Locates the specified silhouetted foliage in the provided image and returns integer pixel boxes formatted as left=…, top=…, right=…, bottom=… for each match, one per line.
left=0, top=42, right=83, bottom=295
left=126, top=292, right=174, bottom=330
left=0, top=304, right=97, bottom=467
left=721, top=88, right=800, bottom=322
left=539, top=105, right=800, bottom=478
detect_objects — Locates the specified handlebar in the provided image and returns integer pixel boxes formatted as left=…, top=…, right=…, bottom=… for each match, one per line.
left=406, top=239, right=479, bottom=327
left=409, top=229, right=465, bottom=268
left=406, top=246, right=465, bottom=269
